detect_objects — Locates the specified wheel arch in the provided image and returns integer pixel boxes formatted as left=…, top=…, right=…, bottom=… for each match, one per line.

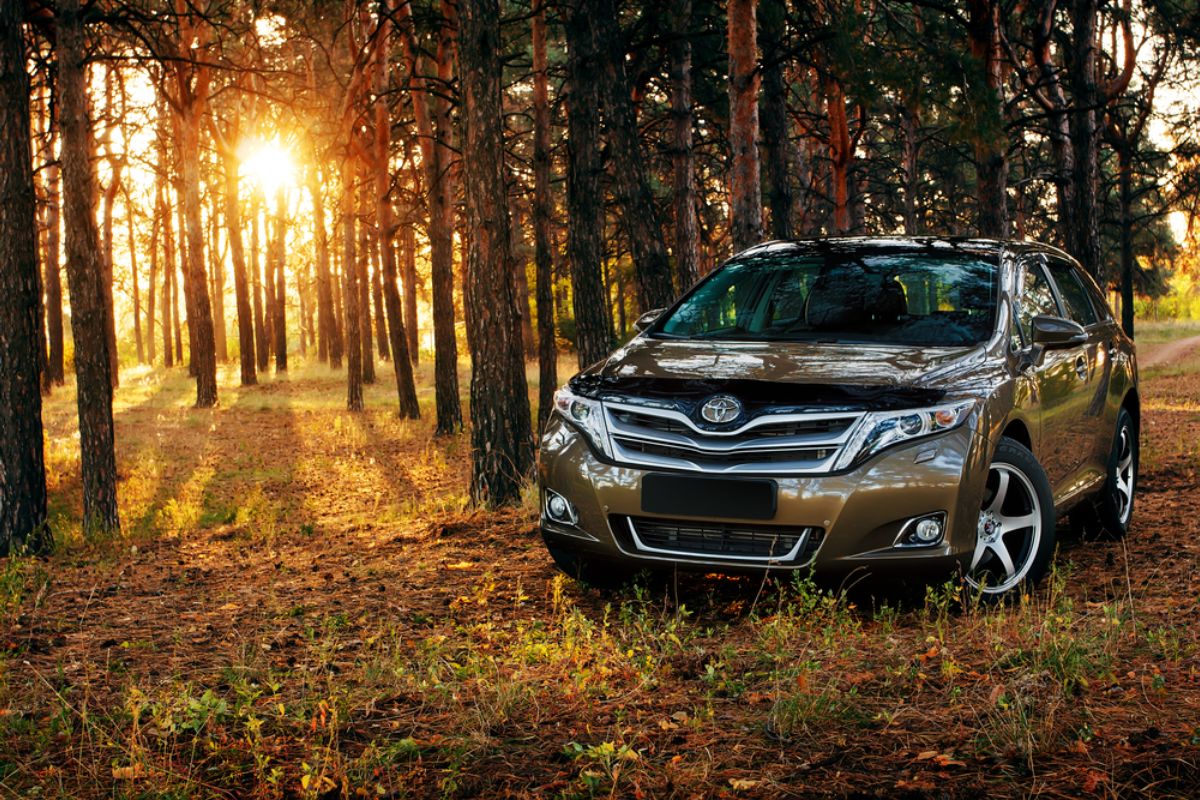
left=1000, top=417, right=1033, bottom=453
left=1122, top=387, right=1141, bottom=433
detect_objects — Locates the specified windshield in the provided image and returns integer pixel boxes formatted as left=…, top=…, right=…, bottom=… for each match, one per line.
left=655, top=249, right=998, bottom=347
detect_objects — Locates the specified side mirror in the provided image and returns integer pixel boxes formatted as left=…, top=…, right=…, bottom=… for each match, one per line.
left=633, top=308, right=665, bottom=334
left=1030, top=315, right=1087, bottom=348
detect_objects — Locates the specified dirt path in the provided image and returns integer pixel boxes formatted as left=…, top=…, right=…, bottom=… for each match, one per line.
left=1141, top=333, right=1200, bottom=368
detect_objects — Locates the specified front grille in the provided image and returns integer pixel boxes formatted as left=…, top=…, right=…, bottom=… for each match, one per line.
left=614, top=515, right=824, bottom=564
left=604, top=401, right=863, bottom=475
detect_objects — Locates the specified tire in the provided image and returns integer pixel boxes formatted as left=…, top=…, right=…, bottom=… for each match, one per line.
left=545, top=541, right=639, bottom=590
left=1094, top=407, right=1137, bottom=539
left=964, top=438, right=1057, bottom=598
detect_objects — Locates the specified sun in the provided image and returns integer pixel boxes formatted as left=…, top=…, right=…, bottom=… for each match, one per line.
left=238, top=137, right=297, bottom=195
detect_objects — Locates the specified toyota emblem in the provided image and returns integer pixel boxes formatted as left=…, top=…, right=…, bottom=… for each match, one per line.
left=700, top=395, right=743, bottom=424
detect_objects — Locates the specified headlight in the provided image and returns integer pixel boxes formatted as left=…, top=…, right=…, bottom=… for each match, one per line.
left=833, top=400, right=976, bottom=470
left=553, top=386, right=611, bottom=457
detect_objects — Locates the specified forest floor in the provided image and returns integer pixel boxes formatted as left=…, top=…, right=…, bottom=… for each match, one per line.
left=2, top=334, right=1200, bottom=799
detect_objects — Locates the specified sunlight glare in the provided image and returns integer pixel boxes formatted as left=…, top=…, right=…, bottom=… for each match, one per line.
left=238, top=138, right=297, bottom=195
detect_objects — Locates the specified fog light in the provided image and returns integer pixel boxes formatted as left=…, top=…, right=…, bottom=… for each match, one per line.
left=895, top=512, right=946, bottom=547
left=545, top=491, right=577, bottom=525
left=914, top=518, right=942, bottom=543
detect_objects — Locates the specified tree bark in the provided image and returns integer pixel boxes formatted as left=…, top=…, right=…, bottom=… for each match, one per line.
left=398, top=0, right=462, bottom=433
left=59, top=0, right=121, bottom=534
left=967, top=0, right=1008, bottom=238
left=250, top=196, right=270, bottom=371
left=99, top=72, right=121, bottom=388
left=401, top=221, right=419, bottom=364
left=1066, top=0, right=1103, bottom=283
left=589, top=0, right=675, bottom=311
left=125, top=186, right=144, bottom=363
left=668, top=0, right=701, bottom=289
left=307, top=164, right=337, bottom=366
left=728, top=0, right=764, bottom=252
left=160, top=180, right=175, bottom=367
left=342, top=160, right=364, bottom=411
left=178, top=106, right=218, bottom=406
left=564, top=2, right=614, bottom=368
left=271, top=187, right=287, bottom=372
left=532, top=0, right=557, bottom=431
left=0, top=1, right=49, bottom=554
left=460, top=0, right=534, bottom=505
left=148, top=180, right=158, bottom=366
left=373, top=1, right=420, bottom=418
left=44, top=117, right=65, bottom=385
left=356, top=178, right=375, bottom=384
left=222, top=154, right=256, bottom=384
left=759, top=0, right=794, bottom=241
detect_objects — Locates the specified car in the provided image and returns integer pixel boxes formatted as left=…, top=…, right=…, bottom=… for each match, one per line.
left=537, top=237, right=1139, bottom=597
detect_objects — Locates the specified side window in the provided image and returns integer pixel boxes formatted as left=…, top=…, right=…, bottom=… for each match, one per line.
left=1045, top=258, right=1098, bottom=327
left=1076, top=267, right=1114, bottom=322
left=1017, top=260, right=1060, bottom=342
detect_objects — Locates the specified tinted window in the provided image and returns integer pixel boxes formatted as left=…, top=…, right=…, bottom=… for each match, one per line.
left=1017, top=261, right=1060, bottom=342
left=1045, top=258, right=1098, bottom=326
left=656, top=250, right=997, bottom=347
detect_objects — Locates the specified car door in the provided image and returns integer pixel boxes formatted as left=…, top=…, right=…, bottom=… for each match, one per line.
left=1043, top=255, right=1110, bottom=481
left=1015, top=255, right=1078, bottom=489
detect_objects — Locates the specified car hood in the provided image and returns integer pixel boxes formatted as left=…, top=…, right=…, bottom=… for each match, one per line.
left=572, top=338, right=996, bottom=412
left=601, top=338, right=983, bottom=384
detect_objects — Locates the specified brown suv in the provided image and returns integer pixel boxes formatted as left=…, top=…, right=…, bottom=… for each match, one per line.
left=537, top=238, right=1139, bottom=597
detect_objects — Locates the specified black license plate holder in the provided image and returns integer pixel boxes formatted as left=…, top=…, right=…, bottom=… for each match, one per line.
left=640, top=474, right=777, bottom=520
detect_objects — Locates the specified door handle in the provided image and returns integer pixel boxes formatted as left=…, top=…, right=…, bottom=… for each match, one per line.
left=1074, top=355, right=1088, bottom=380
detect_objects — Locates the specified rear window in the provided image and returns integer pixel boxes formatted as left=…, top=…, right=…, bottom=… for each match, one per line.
left=655, top=250, right=998, bottom=347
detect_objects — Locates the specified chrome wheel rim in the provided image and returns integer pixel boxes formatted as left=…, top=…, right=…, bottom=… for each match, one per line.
left=1114, top=426, right=1135, bottom=525
left=966, top=463, right=1043, bottom=595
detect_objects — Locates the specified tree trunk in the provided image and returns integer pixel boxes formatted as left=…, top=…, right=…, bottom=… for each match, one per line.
left=511, top=204, right=535, bottom=358
left=759, top=0, right=794, bottom=241
left=356, top=180, right=375, bottom=384
left=373, top=3, right=420, bottom=418
left=460, top=0, right=534, bottom=505
left=967, top=0, right=1008, bottom=238
left=532, top=0, right=557, bottom=431
left=342, top=160, right=364, bottom=411
left=728, top=0, right=764, bottom=252
left=100, top=73, right=121, bottom=388
left=371, top=238, right=389, bottom=361
left=271, top=187, right=287, bottom=373
left=161, top=181, right=175, bottom=367
left=398, top=0, right=462, bottom=432
left=307, top=166, right=336, bottom=366
left=898, top=101, right=920, bottom=235
left=125, top=187, right=144, bottom=363
left=59, top=0, right=121, bottom=534
left=1066, top=0, right=1103, bottom=282
left=1117, top=141, right=1134, bottom=337
left=209, top=206, right=228, bottom=363
left=565, top=3, right=613, bottom=368
left=0, top=2, right=49, bottom=553
left=401, top=222, right=419, bottom=364
left=825, top=75, right=853, bottom=234
left=177, top=103, right=218, bottom=406
left=44, top=128, right=65, bottom=385
left=589, top=0, right=675, bottom=311
left=148, top=182, right=159, bottom=366
left=249, top=196, right=270, bottom=371
left=223, top=156, right=256, bottom=384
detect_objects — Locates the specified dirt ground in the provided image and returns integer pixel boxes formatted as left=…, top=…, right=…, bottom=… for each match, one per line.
left=2, top=346, right=1199, bottom=799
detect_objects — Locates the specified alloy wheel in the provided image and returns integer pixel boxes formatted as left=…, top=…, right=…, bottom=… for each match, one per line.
left=966, top=463, right=1044, bottom=595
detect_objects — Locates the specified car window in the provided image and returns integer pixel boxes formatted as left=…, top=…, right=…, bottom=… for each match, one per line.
left=1045, top=258, right=1098, bottom=327
left=656, top=251, right=997, bottom=347
left=1017, top=260, right=1060, bottom=342
left=1076, top=267, right=1114, bottom=322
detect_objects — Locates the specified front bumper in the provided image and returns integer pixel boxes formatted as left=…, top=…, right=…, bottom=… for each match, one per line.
left=537, top=414, right=992, bottom=580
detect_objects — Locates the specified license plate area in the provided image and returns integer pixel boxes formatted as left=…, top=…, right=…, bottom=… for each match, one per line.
left=640, top=474, right=777, bottom=521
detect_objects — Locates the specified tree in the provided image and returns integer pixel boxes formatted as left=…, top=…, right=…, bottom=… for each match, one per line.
left=758, top=0, right=795, bottom=241
left=460, top=0, right=534, bottom=505
left=0, top=0, right=49, bottom=554
left=532, top=0, right=557, bottom=430
left=43, top=90, right=65, bottom=386
left=398, top=0, right=462, bottom=434
left=728, top=0, right=764, bottom=251
left=564, top=1, right=613, bottom=367
left=589, top=0, right=676, bottom=311
left=59, top=0, right=120, bottom=534
left=372, top=0, right=419, bottom=419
